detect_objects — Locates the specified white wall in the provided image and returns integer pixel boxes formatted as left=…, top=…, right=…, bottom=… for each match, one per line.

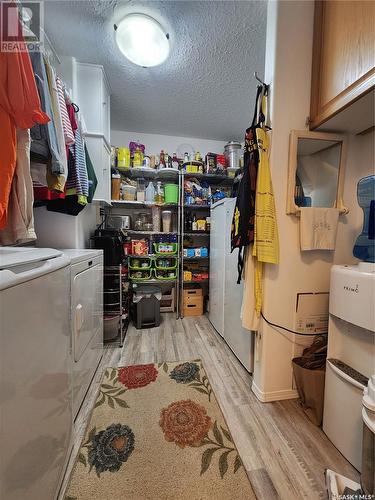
left=252, top=0, right=375, bottom=402
left=334, top=130, right=375, bottom=265
left=252, top=0, right=317, bottom=402
left=111, top=130, right=226, bottom=157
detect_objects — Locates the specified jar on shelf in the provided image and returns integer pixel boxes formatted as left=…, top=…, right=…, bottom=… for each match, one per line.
left=111, top=172, right=121, bottom=200
left=134, top=215, right=143, bottom=231
left=133, top=144, right=144, bottom=167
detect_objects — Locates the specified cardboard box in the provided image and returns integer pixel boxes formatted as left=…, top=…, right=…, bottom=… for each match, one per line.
left=183, top=296, right=203, bottom=316
left=183, top=288, right=203, bottom=298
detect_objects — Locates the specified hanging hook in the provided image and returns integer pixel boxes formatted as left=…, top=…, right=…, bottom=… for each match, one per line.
left=254, top=71, right=266, bottom=86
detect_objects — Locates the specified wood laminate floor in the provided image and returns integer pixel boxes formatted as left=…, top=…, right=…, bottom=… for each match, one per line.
left=60, top=314, right=359, bottom=500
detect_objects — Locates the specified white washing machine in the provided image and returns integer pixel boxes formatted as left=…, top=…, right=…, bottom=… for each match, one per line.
left=63, top=250, right=104, bottom=419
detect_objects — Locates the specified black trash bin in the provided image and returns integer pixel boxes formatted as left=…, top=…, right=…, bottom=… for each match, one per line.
left=132, top=285, right=162, bottom=329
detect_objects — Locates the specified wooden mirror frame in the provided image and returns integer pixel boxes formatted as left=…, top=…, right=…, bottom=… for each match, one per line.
left=286, top=129, right=349, bottom=215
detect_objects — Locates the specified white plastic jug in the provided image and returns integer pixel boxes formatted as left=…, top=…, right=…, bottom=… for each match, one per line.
left=145, top=181, right=155, bottom=203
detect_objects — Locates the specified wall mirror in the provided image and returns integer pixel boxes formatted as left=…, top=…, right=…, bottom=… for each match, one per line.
left=287, top=130, right=349, bottom=215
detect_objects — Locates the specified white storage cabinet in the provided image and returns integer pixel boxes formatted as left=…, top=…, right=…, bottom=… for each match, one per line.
left=76, top=62, right=111, bottom=203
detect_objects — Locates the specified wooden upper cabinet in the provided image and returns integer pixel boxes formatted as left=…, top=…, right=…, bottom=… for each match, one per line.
left=310, top=0, right=375, bottom=129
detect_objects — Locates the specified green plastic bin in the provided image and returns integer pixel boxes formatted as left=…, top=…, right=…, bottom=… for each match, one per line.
left=164, top=184, right=179, bottom=204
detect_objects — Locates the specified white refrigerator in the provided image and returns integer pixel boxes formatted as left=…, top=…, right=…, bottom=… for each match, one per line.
left=209, top=198, right=254, bottom=372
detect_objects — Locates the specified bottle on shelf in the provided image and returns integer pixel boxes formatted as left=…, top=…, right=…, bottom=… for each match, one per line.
left=145, top=181, right=155, bottom=203
left=206, top=216, right=211, bottom=232
left=155, top=181, right=164, bottom=204
left=184, top=216, right=190, bottom=232
left=133, top=142, right=144, bottom=167
left=159, top=150, right=165, bottom=169
left=186, top=213, right=192, bottom=232
left=172, top=152, right=179, bottom=169
left=184, top=152, right=190, bottom=164
left=192, top=214, right=197, bottom=231
left=165, top=152, right=170, bottom=168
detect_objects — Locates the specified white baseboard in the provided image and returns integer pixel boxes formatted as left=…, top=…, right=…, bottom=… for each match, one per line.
left=251, top=381, right=299, bottom=402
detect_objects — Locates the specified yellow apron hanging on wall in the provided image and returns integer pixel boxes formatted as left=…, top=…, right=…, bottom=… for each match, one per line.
left=252, top=124, right=279, bottom=318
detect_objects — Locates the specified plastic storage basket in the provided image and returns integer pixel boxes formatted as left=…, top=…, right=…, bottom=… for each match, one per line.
left=155, top=257, right=178, bottom=270
left=153, top=242, right=178, bottom=255
left=129, top=269, right=153, bottom=281
left=129, top=256, right=153, bottom=270
left=155, top=269, right=177, bottom=280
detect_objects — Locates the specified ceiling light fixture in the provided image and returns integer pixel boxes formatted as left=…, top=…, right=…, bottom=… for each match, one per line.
left=114, top=14, right=170, bottom=68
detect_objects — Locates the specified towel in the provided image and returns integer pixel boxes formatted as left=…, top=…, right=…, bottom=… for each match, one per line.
left=300, top=207, right=339, bottom=251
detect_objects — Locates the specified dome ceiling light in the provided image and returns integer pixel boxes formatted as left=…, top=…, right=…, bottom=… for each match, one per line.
left=114, top=14, right=170, bottom=68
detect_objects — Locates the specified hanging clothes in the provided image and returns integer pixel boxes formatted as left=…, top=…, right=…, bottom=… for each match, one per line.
left=231, top=85, right=263, bottom=283
left=239, top=85, right=279, bottom=330
left=85, top=145, right=98, bottom=203
left=0, top=129, right=36, bottom=245
left=46, top=110, right=90, bottom=216
left=0, top=30, right=49, bottom=230
left=65, top=114, right=89, bottom=202
left=240, top=247, right=259, bottom=331
left=45, top=60, right=68, bottom=184
left=56, top=76, right=75, bottom=147
left=252, top=116, right=280, bottom=318
left=29, top=51, right=65, bottom=179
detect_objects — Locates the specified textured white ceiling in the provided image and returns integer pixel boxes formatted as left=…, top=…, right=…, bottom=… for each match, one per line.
left=44, top=0, right=267, bottom=141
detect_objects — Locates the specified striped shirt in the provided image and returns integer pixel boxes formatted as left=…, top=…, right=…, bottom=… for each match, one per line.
left=56, top=76, right=75, bottom=146
left=65, top=116, right=89, bottom=197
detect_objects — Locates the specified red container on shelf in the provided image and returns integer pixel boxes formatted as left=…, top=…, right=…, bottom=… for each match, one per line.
left=216, top=154, right=227, bottom=169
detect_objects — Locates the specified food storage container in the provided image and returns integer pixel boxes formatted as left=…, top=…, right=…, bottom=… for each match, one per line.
left=224, top=141, right=242, bottom=169
left=117, top=147, right=130, bottom=169
left=122, top=184, right=136, bottom=201
left=162, top=210, right=172, bottom=232
left=111, top=173, right=121, bottom=200
left=136, top=178, right=146, bottom=202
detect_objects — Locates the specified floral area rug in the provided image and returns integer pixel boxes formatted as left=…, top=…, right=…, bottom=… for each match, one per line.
left=65, top=360, right=256, bottom=500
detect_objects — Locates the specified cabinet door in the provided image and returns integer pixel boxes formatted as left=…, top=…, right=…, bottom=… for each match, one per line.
left=77, top=64, right=103, bottom=135
left=85, top=136, right=111, bottom=203
left=310, top=0, right=375, bottom=128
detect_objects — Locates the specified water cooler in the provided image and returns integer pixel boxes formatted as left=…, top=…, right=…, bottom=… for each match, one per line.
left=323, top=176, right=375, bottom=472
left=324, top=176, right=374, bottom=498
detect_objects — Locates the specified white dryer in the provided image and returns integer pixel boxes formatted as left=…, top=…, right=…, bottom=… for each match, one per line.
left=63, top=250, right=103, bottom=419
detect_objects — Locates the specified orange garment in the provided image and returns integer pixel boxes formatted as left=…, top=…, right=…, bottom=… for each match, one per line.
left=0, top=40, right=49, bottom=229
